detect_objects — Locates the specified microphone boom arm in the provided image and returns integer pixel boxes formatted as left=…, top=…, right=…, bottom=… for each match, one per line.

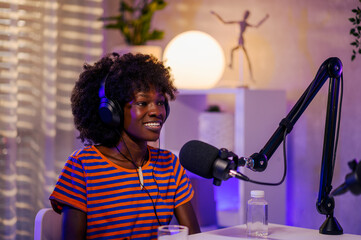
left=246, top=57, right=343, bottom=234
left=249, top=58, right=342, bottom=171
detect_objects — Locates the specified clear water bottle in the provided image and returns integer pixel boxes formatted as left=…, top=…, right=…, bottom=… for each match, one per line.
left=246, top=190, right=268, bottom=237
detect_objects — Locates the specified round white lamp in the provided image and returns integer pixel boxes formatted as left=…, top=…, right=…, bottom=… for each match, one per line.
left=163, top=30, right=225, bottom=89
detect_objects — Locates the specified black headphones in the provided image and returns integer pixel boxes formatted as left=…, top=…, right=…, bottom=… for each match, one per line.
left=98, top=66, right=170, bottom=128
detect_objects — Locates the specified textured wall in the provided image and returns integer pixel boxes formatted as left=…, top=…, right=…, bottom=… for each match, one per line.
left=103, top=0, right=361, bottom=235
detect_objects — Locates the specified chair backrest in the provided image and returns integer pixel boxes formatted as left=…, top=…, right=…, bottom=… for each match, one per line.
left=34, top=208, right=62, bottom=240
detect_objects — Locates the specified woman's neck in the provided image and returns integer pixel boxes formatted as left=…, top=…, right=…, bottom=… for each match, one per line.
left=115, top=138, right=148, bottom=166
left=116, top=130, right=149, bottom=164
left=96, top=133, right=149, bottom=168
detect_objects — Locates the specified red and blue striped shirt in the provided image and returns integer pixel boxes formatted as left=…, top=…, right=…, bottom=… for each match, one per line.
left=50, top=145, right=194, bottom=239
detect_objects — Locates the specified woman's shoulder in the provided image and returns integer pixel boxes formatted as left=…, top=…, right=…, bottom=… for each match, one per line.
left=69, top=145, right=99, bottom=158
left=148, top=145, right=177, bottom=157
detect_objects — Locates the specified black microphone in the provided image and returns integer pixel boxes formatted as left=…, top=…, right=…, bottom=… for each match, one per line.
left=179, top=140, right=249, bottom=186
left=331, top=159, right=361, bottom=196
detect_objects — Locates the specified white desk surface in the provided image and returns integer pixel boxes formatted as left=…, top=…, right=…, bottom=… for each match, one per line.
left=189, top=224, right=361, bottom=240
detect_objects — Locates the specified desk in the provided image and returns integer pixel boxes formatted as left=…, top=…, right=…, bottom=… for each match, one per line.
left=189, top=224, right=361, bottom=240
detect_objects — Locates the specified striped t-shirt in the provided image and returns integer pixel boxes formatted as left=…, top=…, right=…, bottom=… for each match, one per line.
left=49, top=145, right=194, bottom=240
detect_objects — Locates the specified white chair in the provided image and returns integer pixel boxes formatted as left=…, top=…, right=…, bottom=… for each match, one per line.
left=34, top=208, right=62, bottom=240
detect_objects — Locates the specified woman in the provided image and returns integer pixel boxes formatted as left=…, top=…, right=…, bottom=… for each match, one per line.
left=50, top=53, right=200, bottom=239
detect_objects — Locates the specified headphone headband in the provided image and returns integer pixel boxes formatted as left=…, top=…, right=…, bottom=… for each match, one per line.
left=98, top=55, right=170, bottom=128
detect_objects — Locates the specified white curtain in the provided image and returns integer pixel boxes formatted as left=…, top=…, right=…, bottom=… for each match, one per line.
left=0, top=1, right=103, bottom=239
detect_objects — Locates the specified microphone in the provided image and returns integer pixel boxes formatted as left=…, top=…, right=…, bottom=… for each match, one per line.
left=179, top=140, right=249, bottom=186
left=331, top=159, right=361, bottom=196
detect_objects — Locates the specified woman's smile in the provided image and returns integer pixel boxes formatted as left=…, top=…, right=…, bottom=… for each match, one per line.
left=144, top=120, right=162, bottom=131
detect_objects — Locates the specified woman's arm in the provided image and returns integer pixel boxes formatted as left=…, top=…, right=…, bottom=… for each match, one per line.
left=61, top=205, right=87, bottom=240
left=174, top=201, right=201, bottom=235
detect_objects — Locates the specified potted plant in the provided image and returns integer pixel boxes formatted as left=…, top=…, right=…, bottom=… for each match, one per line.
left=100, top=0, right=167, bottom=58
left=349, top=0, right=361, bottom=61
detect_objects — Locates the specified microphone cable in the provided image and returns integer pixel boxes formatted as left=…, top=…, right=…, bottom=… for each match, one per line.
left=240, top=69, right=321, bottom=186
left=332, top=73, right=343, bottom=175
left=242, top=129, right=288, bottom=186
left=114, top=130, right=162, bottom=226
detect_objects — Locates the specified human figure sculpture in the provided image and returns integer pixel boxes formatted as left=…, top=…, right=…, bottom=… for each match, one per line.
left=211, top=10, right=269, bottom=81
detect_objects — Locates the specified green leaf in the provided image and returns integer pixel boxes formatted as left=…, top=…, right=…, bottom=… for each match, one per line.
left=100, top=0, right=167, bottom=45
left=104, top=23, right=124, bottom=29
left=120, top=2, right=134, bottom=13
left=147, top=30, right=164, bottom=41
left=351, top=54, right=355, bottom=61
left=349, top=17, right=356, bottom=22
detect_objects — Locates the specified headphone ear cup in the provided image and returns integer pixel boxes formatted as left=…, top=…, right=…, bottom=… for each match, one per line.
left=98, top=73, right=124, bottom=128
left=99, top=97, right=123, bottom=128
left=164, top=99, right=170, bottom=122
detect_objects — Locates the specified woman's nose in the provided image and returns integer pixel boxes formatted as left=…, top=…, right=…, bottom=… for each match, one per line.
left=148, top=103, right=164, bottom=119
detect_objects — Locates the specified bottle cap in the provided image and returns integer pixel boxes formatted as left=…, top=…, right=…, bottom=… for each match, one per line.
left=250, top=190, right=264, bottom=198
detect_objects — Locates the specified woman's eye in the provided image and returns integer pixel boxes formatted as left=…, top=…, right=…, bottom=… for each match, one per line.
left=136, top=102, right=147, bottom=106
left=157, top=100, right=166, bottom=106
